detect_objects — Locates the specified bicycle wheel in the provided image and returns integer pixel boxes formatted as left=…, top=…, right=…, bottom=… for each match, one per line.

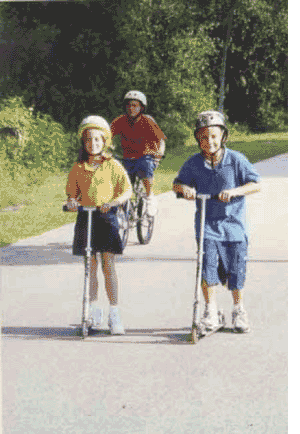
left=136, top=196, right=154, bottom=244
left=117, top=204, right=129, bottom=249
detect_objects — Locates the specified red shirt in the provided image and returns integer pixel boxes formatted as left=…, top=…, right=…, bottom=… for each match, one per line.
left=111, top=114, right=167, bottom=159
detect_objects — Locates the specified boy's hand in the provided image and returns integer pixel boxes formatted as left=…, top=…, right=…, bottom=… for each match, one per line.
left=182, top=185, right=197, bottom=200
left=67, top=198, right=79, bottom=212
left=218, top=189, right=235, bottom=203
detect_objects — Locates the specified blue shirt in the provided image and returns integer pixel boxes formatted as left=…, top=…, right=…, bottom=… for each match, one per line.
left=174, top=148, right=260, bottom=242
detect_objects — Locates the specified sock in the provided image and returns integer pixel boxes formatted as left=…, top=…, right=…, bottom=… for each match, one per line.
left=206, top=301, right=217, bottom=309
left=109, top=305, right=119, bottom=313
left=233, top=302, right=244, bottom=312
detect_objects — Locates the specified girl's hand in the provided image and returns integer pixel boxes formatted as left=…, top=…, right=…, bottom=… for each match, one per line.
left=218, top=189, right=236, bottom=203
left=67, top=198, right=79, bottom=212
left=99, top=203, right=112, bottom=213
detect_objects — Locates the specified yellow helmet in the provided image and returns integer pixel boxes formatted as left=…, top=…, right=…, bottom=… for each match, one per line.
left=78, top=115, right=112, bottom=148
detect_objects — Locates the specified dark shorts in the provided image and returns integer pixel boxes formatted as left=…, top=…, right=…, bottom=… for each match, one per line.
left=73, top=209, right=123, bottom=256
left=202, top=239, right=248, bottom=290
left=123, top=155, right=157, bottom=180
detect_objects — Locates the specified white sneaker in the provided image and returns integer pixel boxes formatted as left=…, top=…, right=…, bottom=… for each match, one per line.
left=200, top=304, right=219, bottom=332
left=89, top=305, right=104, bottom=329
left=146, top=195, right=157, bottom=216
left=232, top=307, right=251, bottom=333
left=108, top=307, right=125, bottom=335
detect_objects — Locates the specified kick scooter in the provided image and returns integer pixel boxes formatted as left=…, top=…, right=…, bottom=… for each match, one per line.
left=191, top=194, right=226, bottom=344
left=63, top=204, right=97, bottom=338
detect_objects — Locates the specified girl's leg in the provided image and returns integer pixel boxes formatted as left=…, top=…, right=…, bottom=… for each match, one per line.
left=88, top=254, right=103, bottom=327
left=100, top=252, right=124, bottom=334
left=100, top=252, right=118, bottom=305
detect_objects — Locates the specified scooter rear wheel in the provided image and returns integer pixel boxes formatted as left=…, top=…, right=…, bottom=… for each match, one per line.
left=116, top=205, right=129, bottom=249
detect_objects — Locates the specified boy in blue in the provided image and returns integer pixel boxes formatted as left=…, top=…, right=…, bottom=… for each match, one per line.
left=173, top=111, right=261, bottom=333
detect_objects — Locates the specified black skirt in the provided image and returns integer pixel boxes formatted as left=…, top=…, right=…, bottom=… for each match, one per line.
left=73, top=208, right=123, bottom=256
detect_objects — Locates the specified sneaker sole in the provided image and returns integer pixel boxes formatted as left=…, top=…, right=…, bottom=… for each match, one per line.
left=233, top=326, right=251, bottom=333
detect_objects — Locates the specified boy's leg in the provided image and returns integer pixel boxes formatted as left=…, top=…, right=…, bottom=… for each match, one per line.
left=142, top=177, right=154, bottom=197
left=202, top=279, right=218, bottom=306
left=200, top=240, right=221, bottom=330
left=201, top=280, right=219, bottom=329
left=137, top=156, right=158, bottom=216
left=226, top=242, right=250, bottom=333
left=101, top=252, right=125, bottom=334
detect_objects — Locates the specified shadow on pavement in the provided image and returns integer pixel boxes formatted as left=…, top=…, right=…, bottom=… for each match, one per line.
left=1, top=242, right=287, bottom=266
left=0, top=242, right=198, bottom=266
left=2, top=325, right=234, bottom=344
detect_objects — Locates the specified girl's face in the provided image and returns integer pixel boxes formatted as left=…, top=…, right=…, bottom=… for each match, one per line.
left=196, top=126, right=224, bottom=156
left=126, top=100, right=142, bottom=118
left=83, top=129, right=105, bottom=155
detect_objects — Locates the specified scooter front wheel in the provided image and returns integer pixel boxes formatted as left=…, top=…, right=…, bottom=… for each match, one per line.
left=82, top=321, right=90, bottom=338
left=191, top=325, right=199, bottom=344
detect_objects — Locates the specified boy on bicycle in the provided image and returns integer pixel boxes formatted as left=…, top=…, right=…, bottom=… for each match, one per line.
left=66, top=116, right=132, bottom=335
left=173, top=111, right=261, bottom=333
left=110, top=90, right=167, bottom=216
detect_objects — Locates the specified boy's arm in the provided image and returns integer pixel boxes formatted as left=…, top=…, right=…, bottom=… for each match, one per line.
left=219, top=181, right=261, bottom=203
left=173, top=158, right=197, bottom=200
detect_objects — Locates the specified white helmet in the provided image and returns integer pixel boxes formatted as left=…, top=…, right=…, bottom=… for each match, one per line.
left=78, top=115, right=112, bottom=148
left=194, top=110, right=228, bottom=146
left=124, top=90, right=147, bottom=108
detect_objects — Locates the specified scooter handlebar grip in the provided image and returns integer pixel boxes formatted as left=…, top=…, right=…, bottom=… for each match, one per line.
left=62, top=205, right=85, bottom=212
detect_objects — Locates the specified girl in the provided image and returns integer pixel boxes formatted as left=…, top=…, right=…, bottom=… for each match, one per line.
left=66, top=116, right=132, bottom=335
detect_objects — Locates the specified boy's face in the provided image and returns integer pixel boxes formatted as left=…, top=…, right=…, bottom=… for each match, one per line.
left=196, top=126, right=223, bottom=156
left=126, top=99, right=142, bottom=118
left=83, top=128, right=105, bottom=155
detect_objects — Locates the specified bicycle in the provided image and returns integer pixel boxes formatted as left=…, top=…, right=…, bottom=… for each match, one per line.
left=116, top=172, right=155, bottom=250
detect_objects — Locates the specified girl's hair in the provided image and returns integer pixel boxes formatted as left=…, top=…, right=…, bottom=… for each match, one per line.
left=77, top=139, right=89, bottom=163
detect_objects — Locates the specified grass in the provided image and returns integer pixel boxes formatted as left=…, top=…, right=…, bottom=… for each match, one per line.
left=0, top=131, right=288, bottom=246
left=0, top=171, right=76, bottom=247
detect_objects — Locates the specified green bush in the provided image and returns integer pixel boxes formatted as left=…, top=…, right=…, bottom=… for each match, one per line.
left=0, top=96, right=78, bottom=170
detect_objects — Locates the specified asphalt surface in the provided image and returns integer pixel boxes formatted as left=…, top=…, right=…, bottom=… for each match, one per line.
left=1, top=154, right=288, bottom=434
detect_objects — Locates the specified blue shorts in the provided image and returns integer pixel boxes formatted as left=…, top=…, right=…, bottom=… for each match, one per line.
left=202, top=239, right=247, bottom=290
left=123, top=155, right=157, bottom=181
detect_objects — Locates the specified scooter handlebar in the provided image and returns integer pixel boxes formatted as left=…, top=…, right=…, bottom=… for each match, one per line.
left=62, top=205, right=99, bottom=212
left=176, top=193, right=219, bottom=200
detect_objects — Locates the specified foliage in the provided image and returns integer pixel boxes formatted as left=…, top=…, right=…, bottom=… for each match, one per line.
left=0, top=0, right=287, bottom=142
left=199, top=0, right=288, bottom=130
left=0, top=96, right=78, bottom=170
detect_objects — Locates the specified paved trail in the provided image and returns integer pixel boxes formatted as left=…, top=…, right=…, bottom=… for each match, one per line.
left=1, top=155, right=287, bottom=434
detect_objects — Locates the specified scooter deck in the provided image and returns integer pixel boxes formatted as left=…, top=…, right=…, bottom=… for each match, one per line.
left=191, top=311, right=226, bottom=344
